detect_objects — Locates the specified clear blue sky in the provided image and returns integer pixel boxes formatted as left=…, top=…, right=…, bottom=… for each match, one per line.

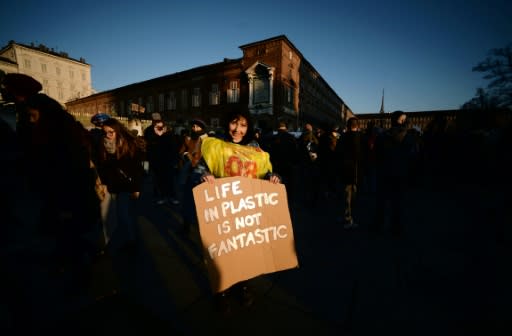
left=1, top=0, right=511, bottom=114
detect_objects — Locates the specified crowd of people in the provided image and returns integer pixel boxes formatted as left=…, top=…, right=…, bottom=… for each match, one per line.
left=1, top=72, right=510, bottom=326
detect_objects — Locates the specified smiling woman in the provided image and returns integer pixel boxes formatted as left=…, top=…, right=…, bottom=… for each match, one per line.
left=191, top=107, right=281, bottom=314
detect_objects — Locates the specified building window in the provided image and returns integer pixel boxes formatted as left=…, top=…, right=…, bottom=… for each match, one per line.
left=181, top=89, right=188, bottom=109
left=257, top=48, right=266, bottom=56
left=24, top=59, right=31, bottom=69
left=58, top=89, right=64, bottom=100
left=69, top=70, right=74, bottom=79
left=227, top=80, right=239, bottom=103
left=209, top=83, right=220, bottom=105
left=56, top=67, right=61, bottom=76
left=253, top=76, right=269, bottom=104
left=211, top=118, right=219, bottom=129
left=130, top=98, right=145, bottom=114
left=158, top=93, right=164, bottom=112
left=167, top=91, right=176, bottom=110
left=289, top=51, right=293, bottom=60
left=287, top=86, right=294, bottom=105
left=81, top=72, right=86, bottom=81
left=147, top=96, right=153, bottom=113
left=192, top=87, right=201, bottom=107
left=43, top=79, right=49, bottom=95
left=41, top=64, right=47, bottom=73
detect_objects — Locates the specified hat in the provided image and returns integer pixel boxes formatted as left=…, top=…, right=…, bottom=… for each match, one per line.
left=1, top=73, right=42, bottom=99
left=151, top=112, right=162, bottom=121
left=191, top=119, right=206, bottom=130
left=90, top=113, right=111, bottom=126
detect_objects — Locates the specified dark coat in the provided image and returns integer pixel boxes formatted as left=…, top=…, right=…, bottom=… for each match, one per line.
left=98, top=152, right=144, bottom=194
left=375, top=126, right=417, bottom=182
left=336, top=130, right=363, bottom=185
left=26, top=117, right=100, bottom=236
left=316, top=131, right=339, bottom=184
left=146, top=131, right=180, bottom=170
left=298, top=130, right=319, bottom=163
left=268, top=130, right=299, bottom=178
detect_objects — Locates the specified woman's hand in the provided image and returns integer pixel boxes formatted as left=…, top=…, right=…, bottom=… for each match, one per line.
left=269, top=174, right=281, bottom=184
left=201, top=173, right=215, bottom=184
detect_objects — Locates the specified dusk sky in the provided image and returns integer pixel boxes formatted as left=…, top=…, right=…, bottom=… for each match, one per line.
left=1, top=0, right=511, bottom=114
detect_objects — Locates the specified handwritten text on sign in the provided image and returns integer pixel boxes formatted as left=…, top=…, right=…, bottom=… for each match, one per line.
left=200, top=179, right=288, bottom=259
left=193, top=176, right=298, bottom=293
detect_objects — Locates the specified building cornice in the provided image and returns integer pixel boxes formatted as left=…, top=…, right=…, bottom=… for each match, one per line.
left=0, top=41, right=89, bottom=65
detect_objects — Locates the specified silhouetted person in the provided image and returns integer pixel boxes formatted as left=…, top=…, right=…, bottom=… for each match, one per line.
left=361, top=121, right=382, bottom=194
left=336, top=117, right=363, bottom=228
left=297, top=123, right=320, bottom=206
left=316, top=124, right=340, bottom=199
left=145, top=120, right=180, bottom=205
left=373, top=111, right=416, bottom=237
left=268, top=121, right=299, bottom=198
left=24, top=94, right=101, bottom=292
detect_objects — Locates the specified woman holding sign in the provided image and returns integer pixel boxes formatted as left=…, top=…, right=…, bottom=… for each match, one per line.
left=197, top=108, right=281, bottom=314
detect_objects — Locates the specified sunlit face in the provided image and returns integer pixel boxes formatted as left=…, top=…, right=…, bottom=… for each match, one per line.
left=27, top=108, right=40, bottom=123
left=154, top=121, right=165, bottom=135
left=102, top=125, right=116, bottom=140
left=229, top=116, right=248, bottom=143
left=397, top=114, right=407, bottom=125
left=191, top=124, right=203, bottom=133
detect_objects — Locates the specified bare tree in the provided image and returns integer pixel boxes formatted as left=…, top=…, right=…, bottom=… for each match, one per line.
left=466, top=44, right=512, bottom=109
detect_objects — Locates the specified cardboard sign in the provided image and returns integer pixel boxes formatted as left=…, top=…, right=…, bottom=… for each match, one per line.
left=193, top=176, right=299, bottom=292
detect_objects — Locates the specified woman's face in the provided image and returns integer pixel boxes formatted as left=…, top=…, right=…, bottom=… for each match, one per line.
left=229, top=116, right=248, bottom=143
left=103, top=125, right=116, bottom=140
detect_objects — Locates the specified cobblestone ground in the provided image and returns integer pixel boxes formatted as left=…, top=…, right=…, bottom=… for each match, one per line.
left=3, top=166, right=510, bottom=335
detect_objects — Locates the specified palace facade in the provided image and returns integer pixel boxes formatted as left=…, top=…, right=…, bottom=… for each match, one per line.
left=0, top=41, right=93, bottom=105
left=65, top=35, right=354, bottom=131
